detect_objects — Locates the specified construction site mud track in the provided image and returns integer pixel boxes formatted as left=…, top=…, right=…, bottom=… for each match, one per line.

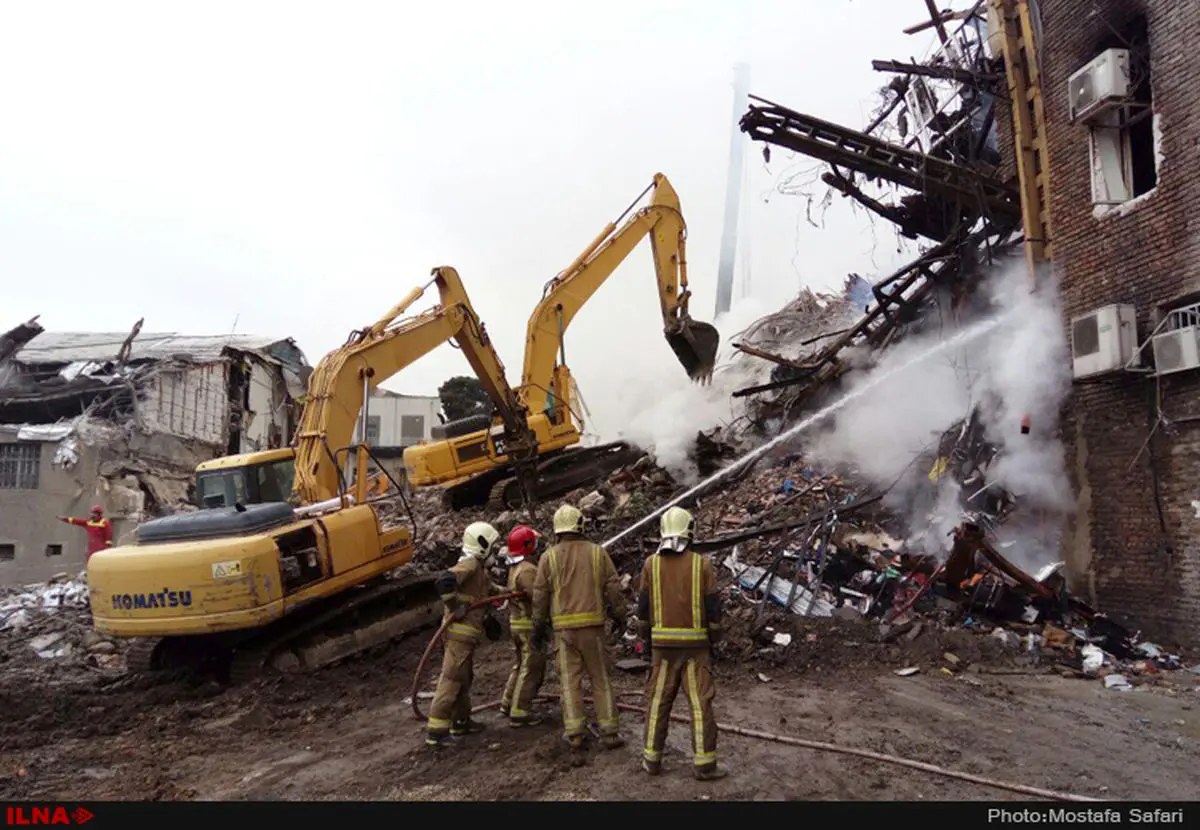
left=2, top=614, right=1198, bottom=802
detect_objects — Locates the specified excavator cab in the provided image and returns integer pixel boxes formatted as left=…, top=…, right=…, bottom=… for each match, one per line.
left=193, top=448, right=297, bottom=508
left=666, top=318, right=720, bottom=383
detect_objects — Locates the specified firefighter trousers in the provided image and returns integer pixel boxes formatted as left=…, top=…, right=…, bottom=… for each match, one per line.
left=426, top=638, right=476, bottom=737
left=555, top=626, right=618, bottom=738
left=642, top=647, right=718, bottom=770
left=500, top=631, right=546, bottom=719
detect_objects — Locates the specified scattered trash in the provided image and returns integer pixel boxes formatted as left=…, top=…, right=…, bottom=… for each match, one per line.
left=943, top=652, right=960, bottom=666
left=991, top=628, right=1019, bottom=648
left=895, top=667, right=920, bottom=677
left=724, top=552, right=835, bottom=617
left=1136, top=642, right=1163, bottom=660
left=1081, top=645, right=1105, bottom=676
left=1105, top=675, right=1133, bottom=691
left=772, top=633, right=792, bottom=647
left=757, top=673, right=772, bottom=683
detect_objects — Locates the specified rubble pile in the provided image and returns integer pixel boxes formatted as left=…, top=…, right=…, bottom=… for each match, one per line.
left=385, top=441, right=1197, bottom=689
left=0, top=573, right=128, bottom=680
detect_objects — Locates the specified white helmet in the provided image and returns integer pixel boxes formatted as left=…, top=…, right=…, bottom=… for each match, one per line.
left=462, top=521, right=501, bottom=560
left=658, top=506, right=695, bottom=553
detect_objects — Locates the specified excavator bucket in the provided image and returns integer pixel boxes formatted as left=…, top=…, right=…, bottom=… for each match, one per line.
left=666, top=319, right=720, bottom=384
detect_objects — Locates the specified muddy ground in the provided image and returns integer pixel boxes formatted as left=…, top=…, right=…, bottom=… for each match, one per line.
left=1, top=614, right=1198, bottom=802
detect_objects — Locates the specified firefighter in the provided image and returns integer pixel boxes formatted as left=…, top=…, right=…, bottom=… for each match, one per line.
left=426, top=521, right=506, bottom=748
left=499, top=524, right=547, bottom=728
left=635, top=506, right=727, bottom=780
left=531, top=504, right=628, bottom=752
left=56, top=506, right=113, bottom=561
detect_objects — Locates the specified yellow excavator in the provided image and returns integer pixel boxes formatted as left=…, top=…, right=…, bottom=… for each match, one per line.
left=86, top=266, right=540, bottom=680
left=403, top=172, right=721, bottom=510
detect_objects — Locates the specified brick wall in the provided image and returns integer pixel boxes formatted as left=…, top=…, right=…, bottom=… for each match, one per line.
left=1034, top=0, right=1200, bottom=645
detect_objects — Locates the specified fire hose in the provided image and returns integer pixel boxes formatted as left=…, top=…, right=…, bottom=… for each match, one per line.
left=409, top=592, right=521, bottom=721
left=408, top=594, right=1098, bottom=803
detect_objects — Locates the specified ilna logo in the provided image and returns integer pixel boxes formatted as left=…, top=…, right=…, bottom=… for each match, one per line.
left=5, top=806, right=94, bottom=825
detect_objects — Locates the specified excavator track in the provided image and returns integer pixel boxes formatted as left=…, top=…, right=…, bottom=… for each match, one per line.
left=484, top=441, right=643, bottom=511
left=123, top=572, right=444, bottom=686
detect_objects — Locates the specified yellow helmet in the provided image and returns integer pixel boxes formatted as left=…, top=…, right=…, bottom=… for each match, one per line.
left=462, top=521, right=501, bottom=559
left=659, top=506, right=695, bottom=542
left=552, top=504, right=585, bottom=535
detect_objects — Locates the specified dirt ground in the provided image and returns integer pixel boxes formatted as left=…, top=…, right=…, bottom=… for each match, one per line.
left=2, top=614, right=1198, bottom=803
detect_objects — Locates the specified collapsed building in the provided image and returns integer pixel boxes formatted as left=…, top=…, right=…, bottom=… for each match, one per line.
left=694, top=0, right=1198, bottom=649
left=0, top=317, right=310, bottom=584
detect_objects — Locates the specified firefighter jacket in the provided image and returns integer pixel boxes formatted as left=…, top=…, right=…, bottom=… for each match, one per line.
left=61, top=516, right=113, bottom=558
left=636, top=548, right=722, bottom=648
left=506, top=559, right=538, bottom=634
left=435, top=555, right=504, bottom=644
left=531, top=536, right=627, bottom=632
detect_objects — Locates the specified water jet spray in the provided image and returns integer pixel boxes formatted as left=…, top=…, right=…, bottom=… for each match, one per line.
left=602, top=315, right=1006, bottom=550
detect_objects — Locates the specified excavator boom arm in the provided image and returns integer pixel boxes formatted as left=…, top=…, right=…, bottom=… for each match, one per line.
left=521, top=173, right=719, bottom=416
left=292, top=267, right=529, bottom=504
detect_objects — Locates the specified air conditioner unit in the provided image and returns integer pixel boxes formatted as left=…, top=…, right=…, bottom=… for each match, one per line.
left=1071, top=303, right=1138, bottom=379
left=1068, top=48, right=1132, bottom=124
left=1151, top=328, right=1200, bottom=376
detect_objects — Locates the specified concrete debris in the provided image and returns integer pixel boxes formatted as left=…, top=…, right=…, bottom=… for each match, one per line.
left=0, top=574, right=129, bottom=679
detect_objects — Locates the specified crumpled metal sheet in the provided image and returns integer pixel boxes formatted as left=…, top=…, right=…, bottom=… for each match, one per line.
left=15, top=422, right=75, bottom=442
left=723, top=551, right=834, bottom=617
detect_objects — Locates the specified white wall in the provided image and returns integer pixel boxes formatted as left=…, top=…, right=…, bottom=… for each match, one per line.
left=363, top=392, right=440, bottom=446
left=141, top=364, right=227, bottom=445
left=242, top=359, right=289, bottom=452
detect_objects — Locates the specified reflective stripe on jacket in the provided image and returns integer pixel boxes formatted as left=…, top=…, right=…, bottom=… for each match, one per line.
left=507, top=559, right=537, bottom=632
left=640, top=548, right=718, bottom=647
left=440, top=555, right=502, bottom=644
left=65, top=517, right=113, bottom=557
left=532, top=537, right=626, bottom=631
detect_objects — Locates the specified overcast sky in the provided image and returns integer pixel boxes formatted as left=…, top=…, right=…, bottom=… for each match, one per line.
left=0, top=1, right=952, bottom=405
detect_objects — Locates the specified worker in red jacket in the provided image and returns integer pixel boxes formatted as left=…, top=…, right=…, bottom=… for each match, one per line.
left=57, top=505, right=114, bottom=559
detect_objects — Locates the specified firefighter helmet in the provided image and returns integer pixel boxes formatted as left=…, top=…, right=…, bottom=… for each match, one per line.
left=507, top=525, right=539, bottom=559
left=90, top=505, right=104, bottom=515
left=462, top=521, right=501, bottom=559
left=659, top=506, right=695, bottom=542
left=552, top=504, right=585, bottom=535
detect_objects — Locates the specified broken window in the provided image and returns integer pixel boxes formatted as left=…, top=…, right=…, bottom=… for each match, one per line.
left=0, top=443, right=40, bottom=489
left=1089, top=17, right=1157, bottom=205
left=366, top=415, right=381, bottom=444
left=0, top=544, right=14, bottom=562
left=45, top=544, right=62, bottom=558
left=400, top=414, right=425, bottom=445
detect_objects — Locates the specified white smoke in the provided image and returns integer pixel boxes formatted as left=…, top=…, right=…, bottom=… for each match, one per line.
left=577, top=296, right=779, bottom=480
left=806, top=255, right=1073, bottom=569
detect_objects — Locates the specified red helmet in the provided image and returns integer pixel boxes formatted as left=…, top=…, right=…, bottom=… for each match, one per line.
left=506, top=525, right=539, bottom=559
left=90, top=505, right=103, bottom=515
